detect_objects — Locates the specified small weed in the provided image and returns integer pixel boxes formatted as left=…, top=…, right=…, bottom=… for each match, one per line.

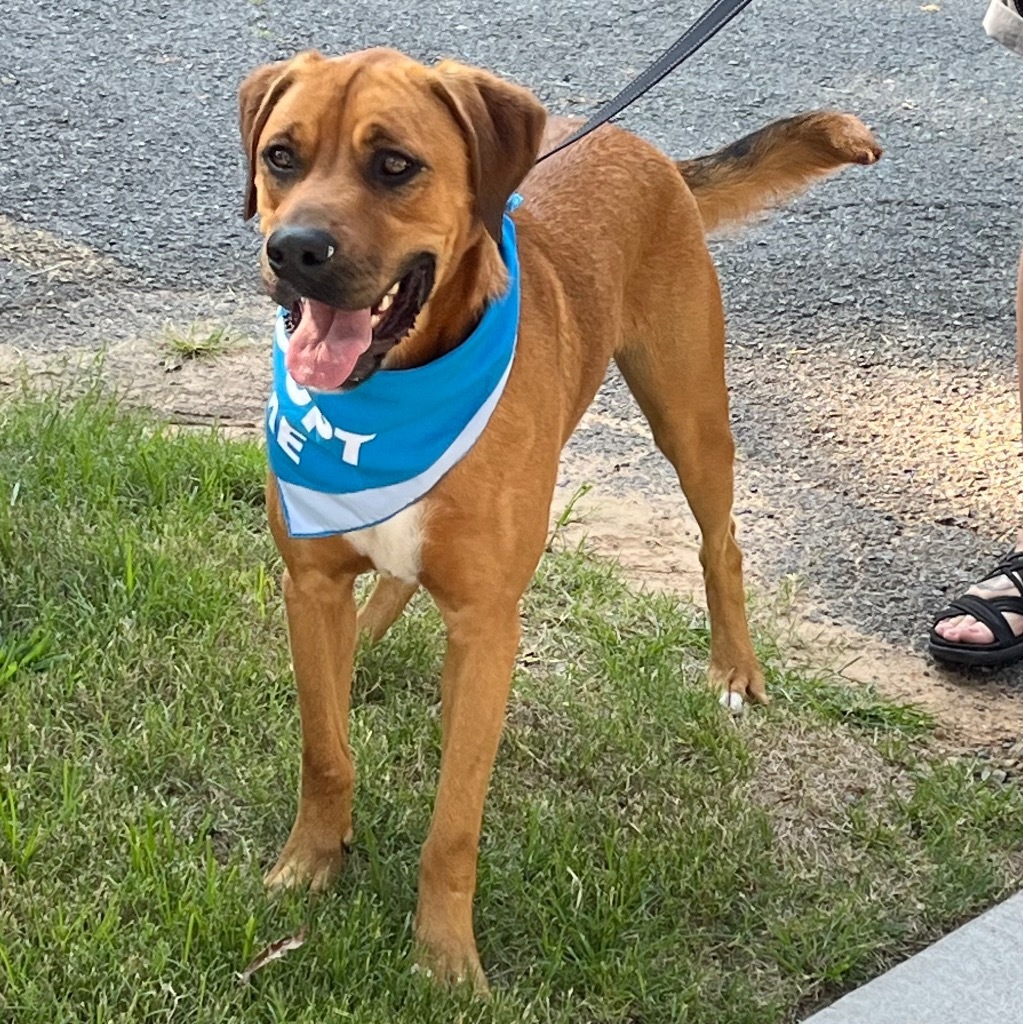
left=547, top=481, right=594, bottom=549
left=163, top=322, right=239, bottom=361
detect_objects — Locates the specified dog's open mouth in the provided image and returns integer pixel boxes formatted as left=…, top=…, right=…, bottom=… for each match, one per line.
left=284, top=257, right=435, bottom=391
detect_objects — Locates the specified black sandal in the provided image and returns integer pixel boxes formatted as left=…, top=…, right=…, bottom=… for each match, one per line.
left=929, top=548, right=1023, bottom=667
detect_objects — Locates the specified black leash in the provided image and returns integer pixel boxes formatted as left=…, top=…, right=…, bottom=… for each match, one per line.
left=535, top=0, right=755, bottom=163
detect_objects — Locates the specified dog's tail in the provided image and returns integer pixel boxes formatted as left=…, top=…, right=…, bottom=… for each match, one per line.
left=676, top=112, right=882, bottom=234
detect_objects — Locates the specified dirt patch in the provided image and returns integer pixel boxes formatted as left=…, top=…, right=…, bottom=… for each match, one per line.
left=2, top=338, right=1020, bottom=756
left=0, top=333, right=269, bottom=434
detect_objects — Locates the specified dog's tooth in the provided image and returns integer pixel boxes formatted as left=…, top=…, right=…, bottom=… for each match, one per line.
left=370, top=312, right=382, bottom=330
left=387, top=281, right=400, bottom=299
left=378, top=292, right=394, bottom=312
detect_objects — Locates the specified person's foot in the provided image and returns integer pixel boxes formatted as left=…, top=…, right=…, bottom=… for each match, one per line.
left=929, top=533, right=1023, bottom=667
left=934, top=567, right=1023, bottom=645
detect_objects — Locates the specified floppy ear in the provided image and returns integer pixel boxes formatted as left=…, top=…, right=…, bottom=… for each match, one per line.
left=238, top=52, right=323, bottom=220
left=430, top=62, right=547, bottom=242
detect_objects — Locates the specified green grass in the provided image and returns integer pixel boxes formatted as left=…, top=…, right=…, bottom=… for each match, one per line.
left=1, top=387, right=1022, bottom=1024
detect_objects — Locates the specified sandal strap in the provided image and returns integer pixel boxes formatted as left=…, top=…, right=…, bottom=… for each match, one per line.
left=946, top=593, right=1023, bottom=646
left=978, top=547, right=1023, bottom=599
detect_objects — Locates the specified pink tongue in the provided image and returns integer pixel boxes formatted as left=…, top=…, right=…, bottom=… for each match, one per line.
left=286, top=298, right=373, bottom=390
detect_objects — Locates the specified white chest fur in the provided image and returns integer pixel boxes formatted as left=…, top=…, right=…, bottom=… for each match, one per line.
left=346, top=503, right=424, bottom=582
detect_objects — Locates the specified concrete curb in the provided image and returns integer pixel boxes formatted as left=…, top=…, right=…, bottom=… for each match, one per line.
left=804, top=892, right=1023, bottom=1023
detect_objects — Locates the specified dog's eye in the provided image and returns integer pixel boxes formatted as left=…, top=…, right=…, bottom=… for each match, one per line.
left=372, top=150, right=420, bottom=185
left=264, top=145, right=296, bottom=172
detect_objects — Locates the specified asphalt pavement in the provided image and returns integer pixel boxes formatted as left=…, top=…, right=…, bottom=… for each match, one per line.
left=1, top=0, right=1021, bottom=682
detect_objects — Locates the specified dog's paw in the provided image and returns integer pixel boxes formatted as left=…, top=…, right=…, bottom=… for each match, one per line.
left=412, top=939, right=489, bottom=995
left=264, top=829, right=349, bottom=893
left=711, top=661, right=769, bottom=713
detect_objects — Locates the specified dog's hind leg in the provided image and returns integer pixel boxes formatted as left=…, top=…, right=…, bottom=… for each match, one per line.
left=357, top=576, right=419, bottom=643
left=614, top=239, right=766, bottom=708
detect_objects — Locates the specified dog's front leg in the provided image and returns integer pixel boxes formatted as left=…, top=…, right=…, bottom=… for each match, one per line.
left=414, top=598, right=521, bottom=992
left=265, top=565, right=358, bottom=892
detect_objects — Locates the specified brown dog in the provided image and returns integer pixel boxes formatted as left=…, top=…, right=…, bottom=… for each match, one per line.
left=238, top=47, right=880, bottom=989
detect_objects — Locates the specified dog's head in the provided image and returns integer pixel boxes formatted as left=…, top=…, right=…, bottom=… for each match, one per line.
left=239, top=48, right=546, bottom=391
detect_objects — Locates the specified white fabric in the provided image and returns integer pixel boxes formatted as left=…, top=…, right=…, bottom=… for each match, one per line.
left=984, top=0, right=1023, bottom=57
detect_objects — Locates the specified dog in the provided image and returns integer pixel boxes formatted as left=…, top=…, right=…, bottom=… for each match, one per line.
left=238, top=47, right=880, bottom=989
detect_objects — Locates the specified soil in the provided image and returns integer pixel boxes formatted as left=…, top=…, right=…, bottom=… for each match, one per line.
left=3, top=336, right=1021, bottom=768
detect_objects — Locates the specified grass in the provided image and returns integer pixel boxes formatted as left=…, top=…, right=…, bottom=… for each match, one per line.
left=1, top=387, right=1022, bottom=1023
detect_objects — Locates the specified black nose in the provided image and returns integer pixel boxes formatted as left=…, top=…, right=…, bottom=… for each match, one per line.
left=265, top=226, right=338, bottom=276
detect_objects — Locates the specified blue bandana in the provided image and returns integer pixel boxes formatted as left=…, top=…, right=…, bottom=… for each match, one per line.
left=266, top=204, right=521, bottom=538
